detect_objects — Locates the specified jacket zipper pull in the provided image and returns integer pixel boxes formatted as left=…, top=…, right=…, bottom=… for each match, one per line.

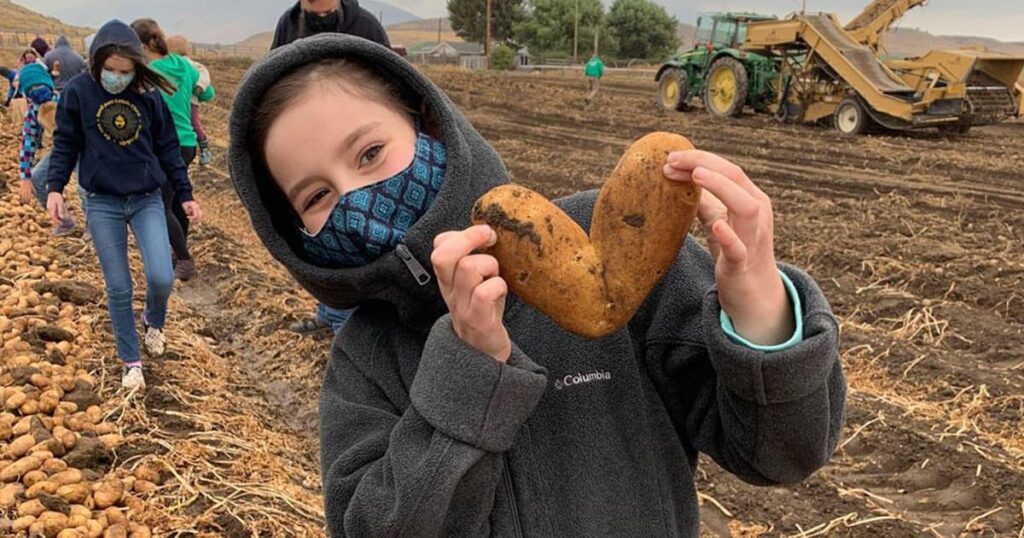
left=395, top=244, right=432, bottom=286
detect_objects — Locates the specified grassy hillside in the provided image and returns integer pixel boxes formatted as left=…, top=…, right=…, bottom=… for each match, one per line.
left=885, top=28, right=1024, bottom=58
left=0, top=0, right=92, bottom=37
left=388, top=18, right=461, bottom=45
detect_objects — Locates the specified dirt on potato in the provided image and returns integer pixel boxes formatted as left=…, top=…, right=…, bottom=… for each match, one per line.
left=2, top=55, right=1022, bottom=537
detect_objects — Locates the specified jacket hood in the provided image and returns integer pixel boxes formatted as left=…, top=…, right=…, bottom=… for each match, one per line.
left=90, top=20, right=144, bottom=62
left=228, top=34, right=510, bottom=324
left=55, top=36, right=72, bottom=49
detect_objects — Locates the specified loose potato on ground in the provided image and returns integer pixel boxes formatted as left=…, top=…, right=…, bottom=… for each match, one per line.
left=93, top=479, right=124, bottom=509
left=471, top=132, right=701, bottom=338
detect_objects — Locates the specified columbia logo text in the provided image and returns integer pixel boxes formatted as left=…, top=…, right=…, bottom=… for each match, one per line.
left=553, top=371, right=612, bottom=390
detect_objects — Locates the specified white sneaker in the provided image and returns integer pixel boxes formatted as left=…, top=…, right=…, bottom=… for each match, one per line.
left=144, top=325, right=166, bottom=357
left=122, top=366, right=146, bottom=390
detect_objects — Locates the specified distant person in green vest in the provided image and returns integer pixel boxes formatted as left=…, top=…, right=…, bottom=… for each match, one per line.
left=585, top=55, right=605, bottom=105
left=132, top=18, right=216, bottom=282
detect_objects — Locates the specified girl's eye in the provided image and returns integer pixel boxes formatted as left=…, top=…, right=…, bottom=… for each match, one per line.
left=360, top=145, right=383, bottom=167
left=304, top=189, right=330, bottom=212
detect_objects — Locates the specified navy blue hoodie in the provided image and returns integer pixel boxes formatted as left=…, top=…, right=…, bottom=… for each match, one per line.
left=47, top=20, right=192, bottom=202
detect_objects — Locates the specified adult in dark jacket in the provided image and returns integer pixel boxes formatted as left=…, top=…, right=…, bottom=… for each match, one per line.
left=270, top=0, right=389, bottom=51
left=271, top=0, right=389, bottom=334
left=44, top=35, right=88, bottom=91
left=228, top=35, right=846, bottom=537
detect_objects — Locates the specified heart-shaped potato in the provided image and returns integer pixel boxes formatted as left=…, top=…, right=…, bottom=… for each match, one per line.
left=471, top=132, right=701, bottom=338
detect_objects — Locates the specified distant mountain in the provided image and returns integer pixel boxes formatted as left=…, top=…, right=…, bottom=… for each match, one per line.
left=16, top=0, right=419, bottom=45
left=387, top=18, right=462, bottom=46
left=884, top=28, right=1024, bottom=58
left=230, top=18, right=461, bottom=52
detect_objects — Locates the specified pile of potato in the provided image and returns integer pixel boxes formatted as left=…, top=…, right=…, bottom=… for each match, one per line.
left=1, top=173, right=159, bottom=536
left=0, top=358, right=162, bottom=536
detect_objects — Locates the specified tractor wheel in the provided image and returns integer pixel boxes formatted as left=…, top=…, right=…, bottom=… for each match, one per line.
left=834, top=97, right=870, bottom=136
left=658, top=69, right=691, bottom=112
left=703, top=57, right=748, bottom=119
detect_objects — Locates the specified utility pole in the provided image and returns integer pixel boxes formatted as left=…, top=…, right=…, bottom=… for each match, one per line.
left=802, top=0, right=807, bottom=14
left=593, top=25, right=599, bottom=56
left=438, top=17, right=442, bottom=44
left=483, top=0, right=491, bottom=67
left=573, top=0, right=580, bottom=64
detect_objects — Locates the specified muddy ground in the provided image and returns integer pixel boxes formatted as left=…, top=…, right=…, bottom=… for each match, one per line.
left=3, top=55, right=1022, bottom=537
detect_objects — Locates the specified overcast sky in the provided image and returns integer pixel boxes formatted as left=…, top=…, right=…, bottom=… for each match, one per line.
left=19, top=0, right=1024, bottom=42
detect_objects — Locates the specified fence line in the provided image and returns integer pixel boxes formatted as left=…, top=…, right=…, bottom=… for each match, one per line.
left=0, top=31, right=87, bottom=55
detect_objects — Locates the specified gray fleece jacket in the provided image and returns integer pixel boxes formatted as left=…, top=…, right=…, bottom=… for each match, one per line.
left=228, top=35, right=846, bottom=538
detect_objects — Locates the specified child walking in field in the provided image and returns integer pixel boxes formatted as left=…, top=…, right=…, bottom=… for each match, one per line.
left=166, top=35, right=215, bottom=166
left=228, top=35, right=845, bottom=537
left=47, top=20, right=204, bottom=390
left=132, top=19, right=216, bottom=281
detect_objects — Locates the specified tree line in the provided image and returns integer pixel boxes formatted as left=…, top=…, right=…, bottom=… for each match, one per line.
left=447, top=0, right=680, bottom=62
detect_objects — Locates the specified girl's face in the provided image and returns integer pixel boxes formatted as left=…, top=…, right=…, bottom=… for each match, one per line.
left=22, top=53, right=36, bottom=64
left=103, top=54, right=134, bottom=75
left=265, top=86, right=417, bottom=234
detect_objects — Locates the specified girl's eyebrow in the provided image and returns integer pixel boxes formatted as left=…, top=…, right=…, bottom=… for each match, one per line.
left=342, top=121, right=382, bottom=153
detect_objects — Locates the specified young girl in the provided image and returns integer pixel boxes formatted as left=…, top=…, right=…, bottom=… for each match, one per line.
left=166, top=35, right=215, bottom=166
left=229, top=35, right=845, bottom=536
left=47, top=20, right=203, bottom=390
left=132, top=18, right=215, bottom=281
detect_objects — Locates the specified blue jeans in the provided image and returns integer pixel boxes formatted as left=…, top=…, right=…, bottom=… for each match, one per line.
left=85, top=189, right=174, bottom=363
left=316, top=303, right=353, bottom=334
left=32, top=152, right=87, bottom=218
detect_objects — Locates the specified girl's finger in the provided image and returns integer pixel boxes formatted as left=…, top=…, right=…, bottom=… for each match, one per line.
left=452, top=254, right=499, bottom=315
left=430, top=225, right=497, bottom=296
left=433, top=230, right=460, bottom=249
left=696, top=189, right=728, bottom=229
left=712, top=220, right=748, bottom=266
left=668, top=150, right=766, bottom=200
left=692, top=166, right=761, bottom=243
left=466, top=276, right=508, bottom=330
left=661, top=163, right=693, bottom=182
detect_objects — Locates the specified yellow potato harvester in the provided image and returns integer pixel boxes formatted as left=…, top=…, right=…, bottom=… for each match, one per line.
left=742, top=0, right=1024, bottom=134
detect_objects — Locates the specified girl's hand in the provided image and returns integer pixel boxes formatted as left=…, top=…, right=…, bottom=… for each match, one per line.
left=663, top=151, right=794, bottom=346
left=182, top=201, right=203, bottom=223
left=18, top=180, right=35, bottom=206
left=46, top=192, right=67, bottom=226
left=431, top=225, right=512, bottom=363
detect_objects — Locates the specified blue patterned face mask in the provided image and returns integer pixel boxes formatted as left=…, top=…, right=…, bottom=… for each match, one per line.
left=299, top=128, right=447, bottom=268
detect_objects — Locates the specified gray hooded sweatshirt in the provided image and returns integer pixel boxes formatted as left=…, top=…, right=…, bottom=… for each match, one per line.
left=43, top=36, right=87, bottom=91
left=228, top=35, right=846, bottom=538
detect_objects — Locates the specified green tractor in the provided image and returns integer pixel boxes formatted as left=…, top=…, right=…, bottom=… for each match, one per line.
left=656, top=12, right=780, bottom=118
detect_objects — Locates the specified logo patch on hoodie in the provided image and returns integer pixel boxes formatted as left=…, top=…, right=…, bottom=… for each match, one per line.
left=96, top=99, right=142, bottom=147
left=553, top=370, right=612, bottom=390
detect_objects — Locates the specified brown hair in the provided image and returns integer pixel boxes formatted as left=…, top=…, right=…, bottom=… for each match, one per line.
left=91, top=44, right=177, bottom=95
left=131, top=18, right=169, bottom=56
left=250, top=58, right=419, bottom=162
